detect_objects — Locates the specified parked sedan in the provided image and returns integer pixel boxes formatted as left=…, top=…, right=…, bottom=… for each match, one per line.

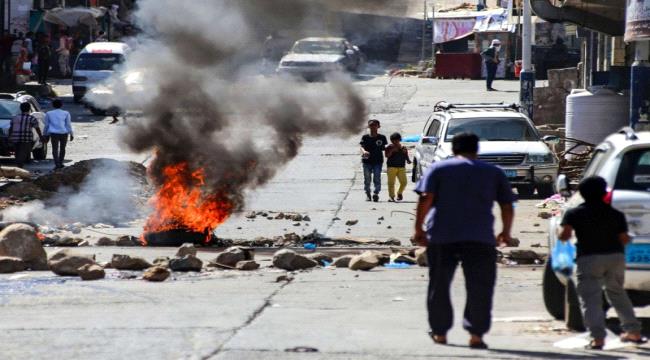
left=0, top=93, right=48, bottom=160
left=277, top=37, right=363, bottom=80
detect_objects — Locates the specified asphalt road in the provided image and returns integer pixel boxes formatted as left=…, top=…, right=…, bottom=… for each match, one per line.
left=0, top=76, right=649, bottom=359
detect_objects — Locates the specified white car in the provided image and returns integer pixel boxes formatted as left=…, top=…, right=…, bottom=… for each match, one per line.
left=72, top=42, right=130, bottom=106
left=277, top=37, right=363, bottom=81
left=0, top=92, right=48, bottom=160
left=546, top=128, right=650, bottom=331
left=413, top=102, right=560, bottom=198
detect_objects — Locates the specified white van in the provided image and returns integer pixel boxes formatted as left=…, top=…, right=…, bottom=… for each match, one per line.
left=72, top=42, right=130, bottom=103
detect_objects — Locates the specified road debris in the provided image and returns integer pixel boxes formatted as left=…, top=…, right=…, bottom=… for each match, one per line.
left=0, top=223, right=48, bottom=270
left=0, top=256, right=26, bottom=273
left=48, top=249, right=96, bottom=276
left=333, top=255, right=354, bottom=268
left=169, top=254, right=203, bottom=272
left=111, top=254, right=152, bottom=270
left=307, top=253, right=333, bottom=266
left=345, top=219, right=359, bottom=226
left=273, top=249, right=318, bottom=270
left=78, top=264, right=105, bottom=281
left=349, top=251, right=380, bottom=271
left=143, top=266, right=171, bottom=282
left=175, top=243, right=197, bottom=257
left=236, top=260, right=260, bottom=271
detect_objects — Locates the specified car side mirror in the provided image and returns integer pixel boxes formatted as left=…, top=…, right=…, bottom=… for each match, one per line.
left=421, top=136, right=438, bottom=145
left=542, top=135, right=561, bottom=145
left=345, top=49, right=355, bottom=56
left=556, top=174, right=571, bottom=198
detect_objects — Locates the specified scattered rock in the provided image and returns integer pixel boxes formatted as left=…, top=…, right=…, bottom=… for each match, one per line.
left=236, top=260, right=260, bottom=271
left=0, top=256, right=26, bottom=273
left=116, top=235, right=140, bottom=247
left=153, top=256, right=170, bottom=267
left=531, top=243, right=542, bottom=248
left=245, top=211, right=257, bottom=219
left=538, top=212, right=552, bottom=220
left=54, top=237, right=83, bottom=247
left=302, top=215, right=311, bottom=222
left=175, top=243, right=197, bottom=258
left=308, top=253, right=333, bottom=266
left=272, top=249, right=318, bottom=271
left=97, top=237, right=117, bottom=246
left=0, top=223, right=48, bottom=270
left=169, top=255, right=203, bottom=272
left=78, top=264, right=105, bottom=281
left=506, top=237, right=521, bottom=247
left=111, top=254, right=152, bottom=270
left=48, top=250, right=96, bottom=276
left=345, top=220, right=359, bottom=226
left=71, top=227, right=82, bottom=234
left=212, top=246, right=248, bottom=267
left=378, top=216, right=385, bottom=221
left=533, top=223, right=540, bottom=227
left=275, top=212, right=285, bottom=220
left=276, top=274, right=294, bottom=282
left=143, top=266, right=170, bottom=282
left=293, top=223, right=301, bottom=227
left=332, top=255, right=354, bottom=268
left=291, top=214, right=303, bottom=222
left=332, top=217, right=340, bottom=221
left=267, top=217, right=274, bottom=220
left=349, top=251, right=379, bottom=271
left=387, top=225, right=392, bottom=229
left=78, top=240, right=90, bottom=247
left=258, top=211, right=268, bottom=217
left=414, top=247, right=428, bottom=266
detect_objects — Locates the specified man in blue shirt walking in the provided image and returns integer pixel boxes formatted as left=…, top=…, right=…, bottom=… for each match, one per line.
left=413, top=133, right=514, bottom=349
left=44, top=99, right=74, bottom=170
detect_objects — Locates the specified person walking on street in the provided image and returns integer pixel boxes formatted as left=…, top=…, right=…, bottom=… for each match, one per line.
left=482, top=39, right=501, bottom=91
left=57, top=31, right=72, bottom=78
left=44, top=99, right=74, bottom=170
left=413, top=133, right=514, bottom=350
left=385, top=132, right=411, bottom=202
left=360, top=119, right=387, bottom=202
left=36, top=35, right=52, bottom=85
left=558, top=176, right=647, bottom=350
left=8, top=103, right=45, bottom=168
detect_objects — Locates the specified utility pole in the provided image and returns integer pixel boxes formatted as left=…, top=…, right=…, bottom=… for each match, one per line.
left=520, top=0, right=535, bottom=119
left=431, top=2, right=436, bottom=73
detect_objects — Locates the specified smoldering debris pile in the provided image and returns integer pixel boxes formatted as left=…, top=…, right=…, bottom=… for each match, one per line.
left=0, top=159, right=151, bottom=226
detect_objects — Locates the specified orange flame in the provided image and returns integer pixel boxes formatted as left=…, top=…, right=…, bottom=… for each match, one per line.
left=142, top=162, right=233, bottom=244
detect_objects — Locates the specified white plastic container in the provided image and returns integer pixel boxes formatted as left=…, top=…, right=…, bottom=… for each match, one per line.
left=565, top=88, right=629, bottom=155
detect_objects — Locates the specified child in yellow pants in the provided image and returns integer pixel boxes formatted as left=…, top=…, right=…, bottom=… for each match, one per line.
left=385, top=132, right=411, bottom=202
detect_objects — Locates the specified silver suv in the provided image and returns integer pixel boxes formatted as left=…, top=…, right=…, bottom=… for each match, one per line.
left=546, top=128, right=650, bottom=331
left=412, top=102, right=560, bottom=198
left=0, top=92, right=48, bottom=160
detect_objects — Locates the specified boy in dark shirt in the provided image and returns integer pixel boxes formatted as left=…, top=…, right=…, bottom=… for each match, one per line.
left=359, top=119, right=387, bottom=202
left=385, top=132, right=411, bottom=202
left=559, top=176, right=645, bottom=350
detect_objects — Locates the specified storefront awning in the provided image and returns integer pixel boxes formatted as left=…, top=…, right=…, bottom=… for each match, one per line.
left=434, top=8, right=515, bottom=44
left=43, top=7, right=107, bottom=29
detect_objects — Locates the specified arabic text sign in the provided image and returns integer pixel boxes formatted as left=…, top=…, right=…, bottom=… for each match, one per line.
left=434, top=18, right=475, bottom=44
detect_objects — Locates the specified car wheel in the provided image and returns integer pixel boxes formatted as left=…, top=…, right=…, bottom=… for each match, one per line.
left=516, top=185, right=535, bottom=198
left=32, top=142, right=47, bottom=160
left=543, top=258, right=565, bottom=320
left=565, top=280, right=586, bottom=332
left=537, top=183, right=555, bottom=199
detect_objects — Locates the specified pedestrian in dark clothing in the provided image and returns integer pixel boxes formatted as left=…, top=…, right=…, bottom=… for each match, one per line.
left=36, top=36, right=52, bottom=85
left=8, top=103, right=45, bottom=168
left=360, top=119, right=387, bottom=202
left=44, top=99, right=74, bottom=169
left=559, top=176, right=646, bottom=350
left=385, top=132, right=411, bottom=202
left=414, top=132, right=514, bottom=350
left=481, top=39, right=501, bottom=91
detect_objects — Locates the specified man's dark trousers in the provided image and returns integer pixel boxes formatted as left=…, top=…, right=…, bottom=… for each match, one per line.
left=14, top=142, right=32, bottom=168
left=485, top=61, right=497, bottom=89
left=50, top=133, right=68, bottom=167
left=427, top=242, right=497, bottom=336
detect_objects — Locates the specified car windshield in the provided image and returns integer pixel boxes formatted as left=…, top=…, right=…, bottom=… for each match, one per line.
left=0, top=100, right=21, bottom=119
left=615, top=148, right=650, bottom=191
left=445, top=118, right=539, bottom=142
left=75, top=53, right=124, bottom=71
left=292, top=41, right=344, bottom=55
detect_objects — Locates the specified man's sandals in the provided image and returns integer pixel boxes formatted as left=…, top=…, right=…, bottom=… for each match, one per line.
left=428, top=332, right=447, bottom=345
left=620, top=334, right=648, bottom=345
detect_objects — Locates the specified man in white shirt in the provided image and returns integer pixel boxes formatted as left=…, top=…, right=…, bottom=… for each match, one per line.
left=44, top=99, right=74, bottom=170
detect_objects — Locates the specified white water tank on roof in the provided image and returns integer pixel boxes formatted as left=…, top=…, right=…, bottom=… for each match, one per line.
left=566, top=88, right=629, bottom=153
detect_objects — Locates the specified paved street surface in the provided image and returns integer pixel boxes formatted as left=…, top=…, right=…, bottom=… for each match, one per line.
left=1, top=75, right=649, bottom=359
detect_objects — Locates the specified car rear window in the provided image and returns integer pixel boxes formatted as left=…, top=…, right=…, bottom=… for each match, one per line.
left=292, top=41, right=344, bottom=55
left=614, top=148, right=650, bottom=191
left=0, top=100, right=21, bottom=118
left=445, top=118, right=539, bottom=142
left=75, top=53, right=124, bottom=71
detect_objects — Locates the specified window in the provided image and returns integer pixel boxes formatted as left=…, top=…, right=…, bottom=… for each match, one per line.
left=0, top=101, right=21, bottom=118
left=427, top=119, right=441, bottom=137
left=614, top=149, right=650, bottom=191
left=444, top=118, right=539, bottom=142
left=292, top=41, right=345, bottom=55
left=583, top=148, right=608, bottom=177
left=75, top=53, right=124, bottom=71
